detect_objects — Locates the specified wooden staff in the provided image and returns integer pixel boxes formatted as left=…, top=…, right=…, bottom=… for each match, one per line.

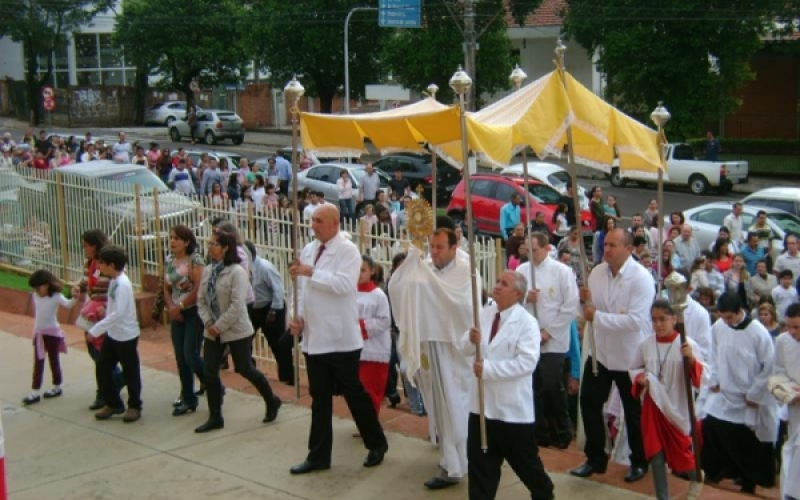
left=666, top=272, right=703, bottom=499
left=520, top=149, right=537, bottom=317
left=554, top=39, right=598, bottom=376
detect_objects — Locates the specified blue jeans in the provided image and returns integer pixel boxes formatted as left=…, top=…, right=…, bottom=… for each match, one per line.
left=170, top=306, right=205, bottom=407
left=339, top=198, right=355, bottom=222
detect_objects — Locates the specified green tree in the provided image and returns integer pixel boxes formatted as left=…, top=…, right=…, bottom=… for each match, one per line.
left=0, top=0, right=113, bottom=125
left=382, top=0, right=538, bottom=107
left=564, top=1, right=787, bottom=138
left=114, top=0, right=250, bottom=113
left=246, top=0, right=387, bottom=114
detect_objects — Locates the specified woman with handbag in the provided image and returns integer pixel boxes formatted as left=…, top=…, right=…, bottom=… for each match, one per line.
left=163, top=225, right=206, bottom=416
left=71, top=229, right=124, bottom=410
left=195, top=230, right=281, bottom=433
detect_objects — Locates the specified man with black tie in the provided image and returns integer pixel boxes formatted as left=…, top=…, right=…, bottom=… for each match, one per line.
left=289, top=204, right=388, bottom=474
left=463, top=270, right=554, bottom=500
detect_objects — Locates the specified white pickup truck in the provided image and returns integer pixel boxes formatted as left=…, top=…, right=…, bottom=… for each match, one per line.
left=608, top=143, right=749, bottom=195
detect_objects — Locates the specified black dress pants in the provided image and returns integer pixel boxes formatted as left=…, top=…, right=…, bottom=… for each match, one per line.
left=97, top=336, right=142, bottom=411
left=533, top=352, right=572, bottom=446
left=251, top=303, right=293, bottom=382
left=203, top=335, right=276, bottom=421
left=467, top=413, right=554, bottom=500
left=579, top=357, right=646, bottom=469
left=304, top=350, right=387, bottom=465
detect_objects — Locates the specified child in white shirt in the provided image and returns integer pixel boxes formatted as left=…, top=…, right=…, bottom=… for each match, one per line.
left=772, top=270, right=799, bottom=324
left=23, top=270, right=76, bottom=405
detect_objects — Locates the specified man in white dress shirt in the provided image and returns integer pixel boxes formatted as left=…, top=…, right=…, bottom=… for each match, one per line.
left=463, top=270, right=554, bottom=500
left=775, top=234, right=800, bottom=280
left=516, top=232, right=578, bottom=449
left=701, top=291, right=778, bottom=494
left=571, top=229, right=653, bottom=483
left=723, top=202, right=745, bottom=244
left=288, top=204, right=388, bottom=474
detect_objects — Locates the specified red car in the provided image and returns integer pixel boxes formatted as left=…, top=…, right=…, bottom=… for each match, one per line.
left=446, top=173, right=593, bottom=239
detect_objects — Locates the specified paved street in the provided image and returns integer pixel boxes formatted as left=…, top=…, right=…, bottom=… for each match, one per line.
left=0, top=309, right=770, bottom=500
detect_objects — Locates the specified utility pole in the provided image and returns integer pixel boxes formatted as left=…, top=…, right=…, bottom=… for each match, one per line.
left=463, top=0, right=477, bottom=110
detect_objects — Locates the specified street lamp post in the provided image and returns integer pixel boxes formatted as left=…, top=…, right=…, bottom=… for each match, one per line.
left=284, top=74, right=305, bottom=399
left=449, top=65, right=487, bottom=452
left=344, top=7, right=378, bottom=115
left=650, top=102, right=670, bottom=294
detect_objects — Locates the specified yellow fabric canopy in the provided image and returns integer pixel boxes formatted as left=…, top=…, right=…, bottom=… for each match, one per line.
left=299, top=70, right=663, bottom=175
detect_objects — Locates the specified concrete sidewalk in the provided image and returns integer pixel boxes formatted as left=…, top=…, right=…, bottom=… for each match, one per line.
left=0, top=308, right=774, bottom=500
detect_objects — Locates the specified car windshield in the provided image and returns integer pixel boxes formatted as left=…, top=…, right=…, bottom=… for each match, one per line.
left=100, top=170, right=170, bottom=196
left=548, top=171, right=569, bottom=188
left=216, top=113, right=239, bottom=121
left=768, top=212, right=800, bottom=235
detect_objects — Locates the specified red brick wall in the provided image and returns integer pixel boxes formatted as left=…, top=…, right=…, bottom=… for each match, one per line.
left=724, top=55, right=798, bottom=139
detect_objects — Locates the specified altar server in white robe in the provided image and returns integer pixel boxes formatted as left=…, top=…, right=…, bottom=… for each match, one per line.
left=701, top=291, right=778, bottom=494
left=462, top=270, right=554, bottom=500
left=630, top=299, right=706, bottom=500
left=771, top=302, right=800, bottom=500
left=390, top=227, right=479, bottom=489
left=516, top=231, right=578, bottom=448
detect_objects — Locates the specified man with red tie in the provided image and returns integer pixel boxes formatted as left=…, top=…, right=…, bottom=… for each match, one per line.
left=462, top=270, right=554, bottom=500
left=289, top=204, right=388, bottom=474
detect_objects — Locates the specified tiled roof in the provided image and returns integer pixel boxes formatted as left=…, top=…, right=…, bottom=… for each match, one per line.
left=505, top=0, right=566, bottom=28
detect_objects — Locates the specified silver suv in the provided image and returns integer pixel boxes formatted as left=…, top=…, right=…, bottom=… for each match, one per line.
left=169, top=109, right=245, bottom=146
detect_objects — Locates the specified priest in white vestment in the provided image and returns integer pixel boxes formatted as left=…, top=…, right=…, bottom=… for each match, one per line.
left=772, top=303, right=800, bottom=500
left=390, top=228, right=480, bottom=489
left=701, top=291, right=778, bottom=494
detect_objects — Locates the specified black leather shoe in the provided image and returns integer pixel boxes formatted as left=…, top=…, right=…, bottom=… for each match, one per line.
left=89, top=398, right=105, bottom=410
left=22, top=394, right=41, bottom=405
left=173, top=398, right=183, bottom=408
left=363, top=445, right=388, bottom=467
left=624, top=466, right=647, bottom=483
left=172, top=403, right=198, bottom=416
left=290, top=460, right=331, bottom=475
left=387, top=393, right=401, bottom=408
left=263, top=397, right=282, bottom=423
left=424, top=477, right=459, bottom=490
left=195, top=384, right=206, bottom=396
left=570, top=462, right=606, bottom=478
left=194, top=419, right=224, bottom=433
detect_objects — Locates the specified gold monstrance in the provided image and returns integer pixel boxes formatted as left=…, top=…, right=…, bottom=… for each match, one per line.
left=405, top=184, right=434, bottom=250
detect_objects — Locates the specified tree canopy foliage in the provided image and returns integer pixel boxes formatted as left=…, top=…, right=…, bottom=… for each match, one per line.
left=564, top=1, right=789, bottom=138
left=115, top=0, right=250, bottom=108
left=0, top=0, right=113, bottom=124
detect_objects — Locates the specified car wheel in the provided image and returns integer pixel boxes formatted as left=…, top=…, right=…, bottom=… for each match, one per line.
left=609, top=168, right=627, bottom=188
left=232, top=136, right=244, bottom=145
left=204, top=130, right=216, bottom=146
left=689, top=174, right=709, bottom=195
left=169, top=127, right=181, bottom=142
left=165, top=116, right=176, bottom=125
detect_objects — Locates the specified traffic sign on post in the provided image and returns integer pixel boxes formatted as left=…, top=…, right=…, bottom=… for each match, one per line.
left=379, top=0, right=421, bottom=28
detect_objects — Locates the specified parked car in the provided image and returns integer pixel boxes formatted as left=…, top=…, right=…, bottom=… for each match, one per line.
left=145, top=101, right=202, bottom=126
left=499, top=161, right=589, bottom=210
left=372, top=153, right=461, bottom=204
left=446, top=173, right=593, bottom=241
left=169, top=109, right=245, bottom=145
left=171, top=149, right=243, bottom=171
left=291, top=162, right=394, bottom=216
left=16, top=161, right=204, bottom=258
left=741, top=187, right=800, bottom=218
left=609, top=143, right=749, bottom=194
left=680, top=201, right=800, bottom=260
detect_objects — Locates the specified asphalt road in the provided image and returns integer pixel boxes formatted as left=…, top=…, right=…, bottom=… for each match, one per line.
left=6, top=122, right=739, bottom=221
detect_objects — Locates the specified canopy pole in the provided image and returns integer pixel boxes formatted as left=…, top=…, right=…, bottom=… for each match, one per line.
left=554, top=39, right=598, bottom=376
left=521, top=149, right=537, bottom=317
left=451, top=67, right=487, bottom=452
left=431, top=150, right=438, bottom=228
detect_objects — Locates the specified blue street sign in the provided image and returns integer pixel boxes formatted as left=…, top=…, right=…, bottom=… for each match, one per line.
left=379, top=0, right=421, bottom=28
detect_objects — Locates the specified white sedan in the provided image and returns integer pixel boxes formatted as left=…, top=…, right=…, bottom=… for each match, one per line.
left=680, top=201, right=800, bottom=260
left=499, top=161, right=589, bottom=209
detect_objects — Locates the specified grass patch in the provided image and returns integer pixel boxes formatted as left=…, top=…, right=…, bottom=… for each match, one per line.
left=721, top=154, right=800, bottom=175
left=0, top=268, right=32, bottom=292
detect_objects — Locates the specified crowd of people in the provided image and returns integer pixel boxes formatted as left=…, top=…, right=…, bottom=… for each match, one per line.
left=11, top=125, right=800, bottom=500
